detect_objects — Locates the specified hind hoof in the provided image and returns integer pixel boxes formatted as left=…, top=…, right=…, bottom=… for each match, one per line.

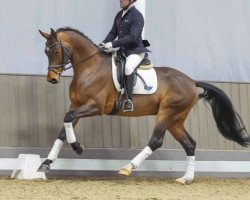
left=118, top=168, right=131, bottom=176
left=37, top=164, right=50, bottom=173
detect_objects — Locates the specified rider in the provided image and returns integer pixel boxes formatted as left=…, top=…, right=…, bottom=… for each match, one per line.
left=101, top=0, right=150, bottom=112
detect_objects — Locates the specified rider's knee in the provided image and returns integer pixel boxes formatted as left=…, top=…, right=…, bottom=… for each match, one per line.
left=125, top=66, right=134, bottom=75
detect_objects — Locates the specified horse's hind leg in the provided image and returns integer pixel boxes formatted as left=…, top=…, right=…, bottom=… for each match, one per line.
left=119, top=117, right=168, bottom=176
left=38, top=119, right=79, bottom=172
left=168, top=121, right=196, bottom=185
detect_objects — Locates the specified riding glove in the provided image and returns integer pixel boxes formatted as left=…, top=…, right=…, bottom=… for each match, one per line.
left=103, top=42, right=112, bottom=49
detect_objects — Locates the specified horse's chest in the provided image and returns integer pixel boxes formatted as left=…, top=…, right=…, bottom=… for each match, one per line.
left=69, top=87, right=89, bottom=104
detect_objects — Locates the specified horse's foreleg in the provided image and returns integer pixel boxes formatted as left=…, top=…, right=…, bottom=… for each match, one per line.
left=37, top=119, right=79, bottom=172
left=64, top=121, right=84, bottom=155
left=119, top=122, right=167, bottom=176
left=168, top=123, right=196, bottom=185
left=64, top=101, right=99, bottom=154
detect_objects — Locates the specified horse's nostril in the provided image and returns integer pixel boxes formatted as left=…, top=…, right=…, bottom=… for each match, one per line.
left=50, top=78, right=59, bottom=84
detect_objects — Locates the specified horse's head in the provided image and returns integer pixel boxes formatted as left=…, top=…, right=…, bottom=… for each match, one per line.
left=39, top=28, right=72, bottom=84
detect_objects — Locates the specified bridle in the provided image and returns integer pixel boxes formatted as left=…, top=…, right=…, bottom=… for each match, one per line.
left=46, top=37, right=100, bottom=76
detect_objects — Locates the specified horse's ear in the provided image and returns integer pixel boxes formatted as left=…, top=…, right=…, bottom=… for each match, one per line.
left=50, top=28, right=57, bottom=39
left=39, top=30, right=50, bottom=39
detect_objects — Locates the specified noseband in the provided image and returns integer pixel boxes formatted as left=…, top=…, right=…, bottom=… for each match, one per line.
left=46, top=37, right=100, bottom=76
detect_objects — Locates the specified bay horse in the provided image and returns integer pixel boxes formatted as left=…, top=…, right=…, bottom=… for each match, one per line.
left=38, top=27, right=250, bottom=184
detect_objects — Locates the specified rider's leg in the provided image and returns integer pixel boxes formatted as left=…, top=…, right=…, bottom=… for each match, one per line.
left=123, top=53, right=145, bottom=112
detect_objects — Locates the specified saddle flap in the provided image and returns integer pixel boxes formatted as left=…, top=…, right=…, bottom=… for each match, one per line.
left=112, top=52, right=157, bottom=95
left=115, top=52, right=152, bottom=76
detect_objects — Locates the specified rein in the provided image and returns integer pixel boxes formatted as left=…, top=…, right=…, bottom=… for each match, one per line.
left=63, top=51, right=100, bottom=71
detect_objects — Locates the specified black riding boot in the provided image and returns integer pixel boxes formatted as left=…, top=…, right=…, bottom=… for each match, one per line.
left=123, top=73, right=135, bottom=112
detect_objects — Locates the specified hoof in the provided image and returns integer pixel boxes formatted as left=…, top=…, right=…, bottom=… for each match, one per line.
left=175, top=178, right=192, bottom=185
left=118, top=168, right=131, bottom=176
left=37, top=164, right=50, bottom=173
left=76, top=144, right=84, bottom=155
left=71, top=142, right=84, bottom=155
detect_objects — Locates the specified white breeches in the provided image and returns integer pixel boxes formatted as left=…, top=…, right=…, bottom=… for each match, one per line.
left=125, top=53, right=145, bottom=75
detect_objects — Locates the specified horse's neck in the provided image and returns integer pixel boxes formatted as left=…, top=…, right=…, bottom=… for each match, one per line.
left=67, top=38, right=99, bottom=73
left=70, top=54, right=112, bottom=98
left=60, top=32, right=112, bottom=85
left=71, top=45, right=112, bottom=82
left=70, top=39, right=96, bottom=65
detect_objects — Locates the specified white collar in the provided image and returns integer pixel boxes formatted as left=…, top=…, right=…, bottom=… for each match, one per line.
left=122, top=4, right=134, bottom=17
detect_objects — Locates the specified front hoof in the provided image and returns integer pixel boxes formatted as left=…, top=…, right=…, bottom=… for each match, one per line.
left=71, top=142, right=84, bottom=155
left=76, top=145, right=84, bottom=155
left=175, top=177, right=193, bottom=185
left=118, top=168, right=131, bottom=176
left=37, top=164, right=50, bottom=173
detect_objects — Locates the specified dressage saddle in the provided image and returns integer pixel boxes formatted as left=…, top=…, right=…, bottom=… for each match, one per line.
left=115, top=51, right=151, bottom=89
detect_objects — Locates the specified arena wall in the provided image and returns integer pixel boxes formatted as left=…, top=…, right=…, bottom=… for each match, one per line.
left=0, top=74, right=249, bottom=152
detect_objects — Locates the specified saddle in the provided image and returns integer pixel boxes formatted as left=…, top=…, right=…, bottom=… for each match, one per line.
left=115, top=51, right=153, bottom=89
left=109, top=51, right=156, bottom=115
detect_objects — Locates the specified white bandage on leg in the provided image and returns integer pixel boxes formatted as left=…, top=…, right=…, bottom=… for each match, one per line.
left=64, top=122, right=76, bottom=144
left=125, top=53, right=145, bottom=75
left=180, top=156, right=195, bottom=182
left=47, top=139, right=63, bottom=162
left=131, top=146, right=153, bottom=169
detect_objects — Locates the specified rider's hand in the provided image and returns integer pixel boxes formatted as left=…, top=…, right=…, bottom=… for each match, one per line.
left=103, top=42, right=112, bottom=49
left=98, top=42, right=113, bottom=52
left=98, top=43, right=104, bottom=48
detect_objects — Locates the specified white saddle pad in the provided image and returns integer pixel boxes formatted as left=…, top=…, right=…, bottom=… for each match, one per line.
left=112, top=53, right=158, bottom=94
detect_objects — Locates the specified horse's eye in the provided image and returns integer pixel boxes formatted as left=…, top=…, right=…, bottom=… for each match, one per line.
left=55, top=51, right=60, bottom=55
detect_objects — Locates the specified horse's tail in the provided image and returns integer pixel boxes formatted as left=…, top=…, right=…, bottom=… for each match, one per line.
left=195, top=81, right=250, bottom=147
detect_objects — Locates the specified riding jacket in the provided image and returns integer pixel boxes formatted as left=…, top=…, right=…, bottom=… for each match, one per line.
left=103, top=6, right=150, bottom=56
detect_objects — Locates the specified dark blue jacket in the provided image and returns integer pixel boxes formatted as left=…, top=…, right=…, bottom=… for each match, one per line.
left=103, top=6, right=150, bottom=56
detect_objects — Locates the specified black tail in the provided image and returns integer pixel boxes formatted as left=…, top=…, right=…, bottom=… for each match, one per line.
left=196, top=81, right=250, bottom=147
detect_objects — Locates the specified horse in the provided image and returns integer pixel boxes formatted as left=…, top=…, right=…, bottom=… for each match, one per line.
left=38, top=27, right=250, bottom=184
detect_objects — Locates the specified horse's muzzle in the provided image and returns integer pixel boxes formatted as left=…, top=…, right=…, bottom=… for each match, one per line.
left=48, top=78, right=59, bottom=84
left=47, top=71, right=60, bottom=84
left=47, top=76, right=60, bottom=84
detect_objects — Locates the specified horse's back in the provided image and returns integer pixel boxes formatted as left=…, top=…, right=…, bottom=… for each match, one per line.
left=154, top=66, right=194, bottom=83
left=154, top=66, right=198, bottom=110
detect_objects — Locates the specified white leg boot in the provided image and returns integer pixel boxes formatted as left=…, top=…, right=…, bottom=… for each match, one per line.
left=119, top=146, right=153, bottom=176
left=64, top=122, right=76, bottom=144
left=47, top=139, right=64, bottom=162
left=176, top=156, right=195, bottom=185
